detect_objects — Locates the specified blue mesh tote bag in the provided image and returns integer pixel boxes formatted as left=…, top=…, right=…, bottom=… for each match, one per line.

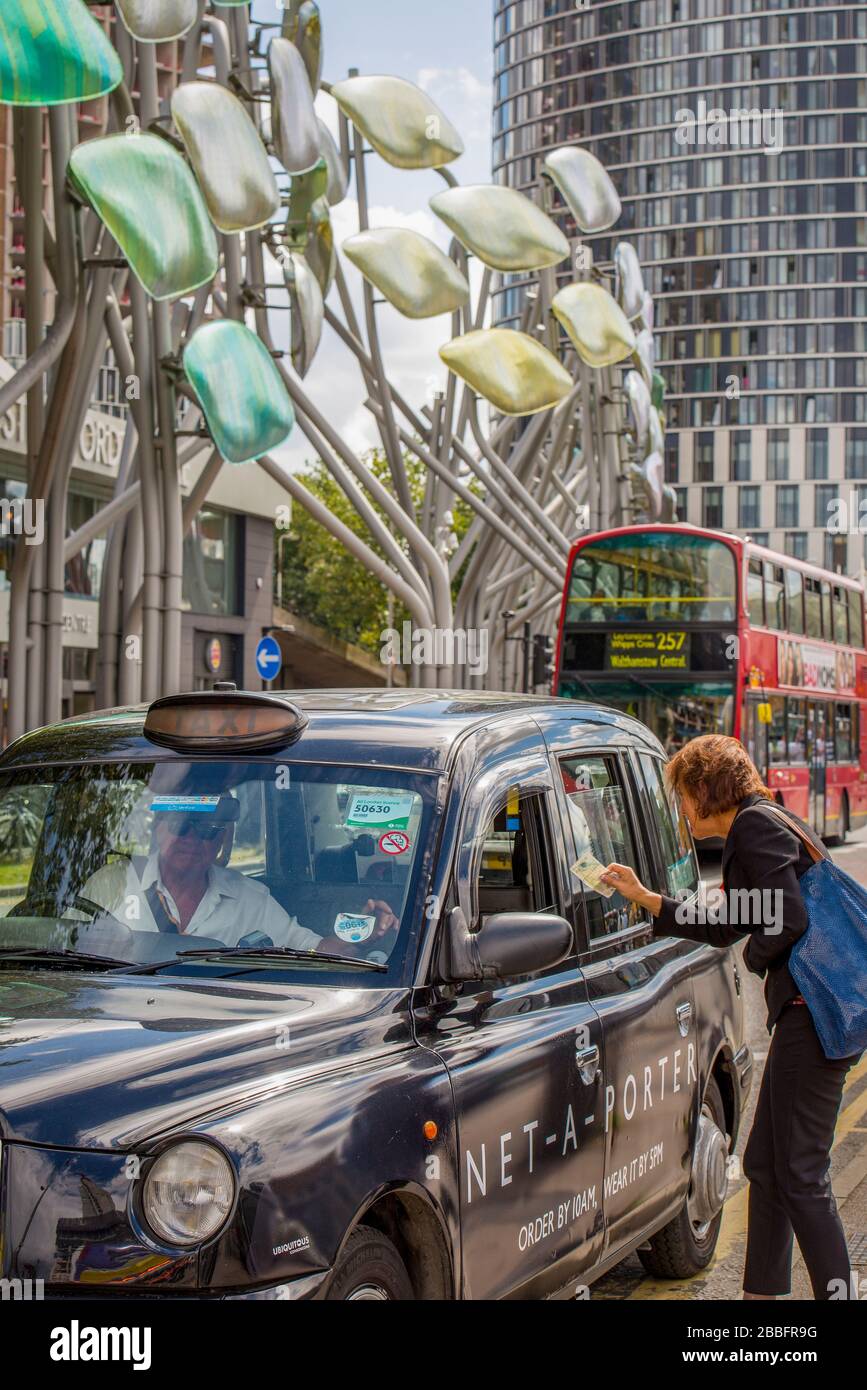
left=765, top=804, right=867, bottom=1059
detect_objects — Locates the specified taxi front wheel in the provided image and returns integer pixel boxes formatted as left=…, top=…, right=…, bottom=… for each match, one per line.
left=326, top=1225, right=415, bottom=1301
left=637, top=1076, right=728, bottom=1280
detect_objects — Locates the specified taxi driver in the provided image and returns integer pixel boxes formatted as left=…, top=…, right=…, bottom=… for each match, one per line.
left=83, top=794, right=398, bottom=954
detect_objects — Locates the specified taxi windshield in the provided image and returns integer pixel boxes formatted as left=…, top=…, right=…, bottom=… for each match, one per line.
left=0, top=761, right=436, bottom=980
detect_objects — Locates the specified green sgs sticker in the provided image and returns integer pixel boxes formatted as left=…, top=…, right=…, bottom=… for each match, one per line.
left=346, top=792, right=414, bottom=830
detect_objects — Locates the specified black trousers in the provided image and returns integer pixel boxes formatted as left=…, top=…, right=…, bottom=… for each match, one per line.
left=743, top=1001, right=862, bottom=1298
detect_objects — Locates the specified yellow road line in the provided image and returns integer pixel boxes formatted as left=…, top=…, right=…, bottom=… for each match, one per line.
left=625, top=1055, right=867, bottom=1300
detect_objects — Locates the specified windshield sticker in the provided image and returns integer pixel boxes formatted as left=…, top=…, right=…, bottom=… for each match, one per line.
left=346, top=793, right=414, bottom=829
left=379, top=830, right=410, bottom=856
left=570, top=849, right=615, bottom=898
left=150, top=795, right=221, bottom=814
left=333, top=912, right=376, bottom=943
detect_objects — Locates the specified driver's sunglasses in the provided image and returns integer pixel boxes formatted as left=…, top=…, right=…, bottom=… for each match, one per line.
left=162, top=814, right=225, bottom=842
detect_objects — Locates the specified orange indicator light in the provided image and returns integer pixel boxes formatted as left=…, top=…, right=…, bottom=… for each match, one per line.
left=423, top=1121, right=438, bottom=1141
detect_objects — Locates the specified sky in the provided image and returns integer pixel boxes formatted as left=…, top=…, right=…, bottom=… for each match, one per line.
left=250, top=0, right=495, bottom=470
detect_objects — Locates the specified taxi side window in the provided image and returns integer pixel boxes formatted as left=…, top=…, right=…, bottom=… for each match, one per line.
left=476, top=794, right=556, bottom=925
left=559, top=754, right=649, bottom=941
left=638, top=754, right=699, bottom=899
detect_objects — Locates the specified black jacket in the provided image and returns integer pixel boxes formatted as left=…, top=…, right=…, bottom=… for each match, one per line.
left=654, top=793, right=825, bottom=1033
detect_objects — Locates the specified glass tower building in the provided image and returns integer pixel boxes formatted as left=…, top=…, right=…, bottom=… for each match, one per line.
left=493, top=0, right=867, bottom=573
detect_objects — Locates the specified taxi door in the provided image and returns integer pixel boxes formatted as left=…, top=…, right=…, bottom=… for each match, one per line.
left=551, top=735, right=699, bottom=1257
left=415, top=727, right=606, bottom=1300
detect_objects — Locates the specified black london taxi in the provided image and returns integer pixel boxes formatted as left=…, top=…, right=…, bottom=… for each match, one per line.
left=0, top=689, right=752, bottom=1300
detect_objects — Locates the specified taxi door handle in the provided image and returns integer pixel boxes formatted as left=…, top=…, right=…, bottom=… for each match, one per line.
left=575, top=1044, right=600, bottom=1084
left=676, top=1002, right=692, bottom=1037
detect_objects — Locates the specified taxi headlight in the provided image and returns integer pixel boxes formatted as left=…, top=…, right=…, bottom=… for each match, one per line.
left=141, top=1141, right=235, bottom=1247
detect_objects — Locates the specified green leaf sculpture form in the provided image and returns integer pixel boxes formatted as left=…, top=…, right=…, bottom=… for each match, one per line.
left=552, top=283, right=637, bottom=369
left=430, top=185, right=569, bottom=272
left=115, top=0, right=198, bottom=43
left=331, top=74, right=463, bottom=170
left=184, top=321, right=295, bottom=465
left=343, top=228, right=469, bottom=319
left=172, top=81, right=281, bottom=234
left=67, top=133, right=219, bottom=301
left=440, top=329, right=572, bottom=417
left=0, top=0, right=122, bottom=106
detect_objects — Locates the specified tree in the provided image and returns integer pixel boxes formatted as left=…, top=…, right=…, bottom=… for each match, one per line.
left=279, top=450, right=476, bottom=657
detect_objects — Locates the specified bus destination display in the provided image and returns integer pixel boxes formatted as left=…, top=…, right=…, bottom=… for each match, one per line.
left=606, top=631, right=691, bottom=671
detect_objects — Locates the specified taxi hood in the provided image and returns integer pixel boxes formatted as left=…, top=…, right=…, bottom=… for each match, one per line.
left=0, top=969, right=409, bottom=1150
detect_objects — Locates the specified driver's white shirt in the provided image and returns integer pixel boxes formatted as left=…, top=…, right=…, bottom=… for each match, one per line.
left=83, top=854, right=323, bottom=951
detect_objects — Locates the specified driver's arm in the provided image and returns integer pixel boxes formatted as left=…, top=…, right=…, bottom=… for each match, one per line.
left=258, top=894, right=323, bottom=952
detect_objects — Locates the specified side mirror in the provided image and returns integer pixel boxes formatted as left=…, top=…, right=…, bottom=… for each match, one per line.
left=440, top=907, right=572, bottom=983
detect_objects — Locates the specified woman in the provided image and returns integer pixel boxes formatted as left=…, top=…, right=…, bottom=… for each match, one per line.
left=601, top=734, right=862, bottom=1301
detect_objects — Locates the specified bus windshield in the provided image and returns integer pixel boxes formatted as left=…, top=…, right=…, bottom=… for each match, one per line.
left=566, top=531, right=738, bottom=624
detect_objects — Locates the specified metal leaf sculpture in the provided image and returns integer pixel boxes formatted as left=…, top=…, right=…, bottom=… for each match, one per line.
left=282, top=0, right=323, bottom=93
left=285, top=161, right=329, bottom=251
left=624, top=370, right=651, bottom=451
left=634, top=327, right=656, bottom=387
left=0, top=0, right=122, bottom=106
left=305, top=198, right=336, bottom=297
left=552, top=283, right=636, bottom=368
left=115, top=0, right=198, bottom=43
left=184, top=321, right=295, bottom=465
left=67, top=133, right=219, bottom=301
left=318, top=118, right=349, bottom=206
left=440, top=329, right=572, bottom=416
left=268, top=37, right=321, bottom=175
left=343, top=228, right=470, bottom=319
left=284, top=252, right=323, bottom=378
left=331, top=75, right=463, bottom=170
left=614, top=242, right=645, bottom=322
left=430, top=185, right=569, bottom=272
left=642, top=451, right=664, bottom=517
left=172, top=81, right=280, bottom=234
left=542, top=147, right=622, bottom=234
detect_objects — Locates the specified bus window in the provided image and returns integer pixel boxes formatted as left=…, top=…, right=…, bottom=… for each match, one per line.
left=747, top=559, right=764, bottom=626
left=805, top=577, right=822, bottom=639
left=565, top=531, right=737, bottom=624
left=835, top=704, right=853, bottom=763
left=785, top=568, right=804, bottom=635
left=769, top=697, right=787, bottom=763
left=787, top=698, right=807, bottom=762
left=820, top=581, right=832, bottom=640
left=832, top=586, right=848, bottom=645
left=763, top=562, right=785, bottom=631
left=848, top=589, right=865, bottom=649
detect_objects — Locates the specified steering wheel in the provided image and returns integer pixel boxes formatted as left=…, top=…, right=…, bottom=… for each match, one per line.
left=6, top=893, right=110, bottom=920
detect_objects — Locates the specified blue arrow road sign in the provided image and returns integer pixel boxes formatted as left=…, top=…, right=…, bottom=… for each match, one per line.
left=255, top=635, right=282, bottom=682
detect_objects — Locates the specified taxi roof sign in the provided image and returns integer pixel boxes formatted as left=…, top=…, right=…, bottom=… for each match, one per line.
left=144, top=691, right=308, bottom=752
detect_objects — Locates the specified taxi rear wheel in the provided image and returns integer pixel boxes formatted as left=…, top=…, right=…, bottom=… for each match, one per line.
left=326, top=1225, right=415, bottom=1301
left=637, top=1076, right=728, bottom=1280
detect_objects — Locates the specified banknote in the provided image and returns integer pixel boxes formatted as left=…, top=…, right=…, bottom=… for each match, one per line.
left=570, top=848, right=615, bottom=898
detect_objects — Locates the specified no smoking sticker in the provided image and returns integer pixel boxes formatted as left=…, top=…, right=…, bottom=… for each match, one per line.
left=379, top=830, right=410, bottom=856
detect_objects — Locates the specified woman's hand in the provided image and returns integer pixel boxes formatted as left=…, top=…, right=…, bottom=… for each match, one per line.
left=601, top=863, right=662, bottom=917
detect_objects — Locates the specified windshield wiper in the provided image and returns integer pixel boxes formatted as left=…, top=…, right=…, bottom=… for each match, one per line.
left=0, top=948, right=131, bottom=971
left=174, top=945, right=387, bottom=972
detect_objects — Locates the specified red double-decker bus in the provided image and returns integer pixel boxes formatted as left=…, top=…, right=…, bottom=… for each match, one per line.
left=554, top=524, right=867, bottom=841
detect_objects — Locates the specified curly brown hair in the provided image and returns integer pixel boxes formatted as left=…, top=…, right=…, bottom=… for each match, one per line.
left=665, top=735, right=773, bottom=819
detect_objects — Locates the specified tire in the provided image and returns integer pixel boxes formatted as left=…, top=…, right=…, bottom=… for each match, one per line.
left=325, top=1224, right=415, bottom=1301
left=637, top=1076, right=728, bottom=1280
